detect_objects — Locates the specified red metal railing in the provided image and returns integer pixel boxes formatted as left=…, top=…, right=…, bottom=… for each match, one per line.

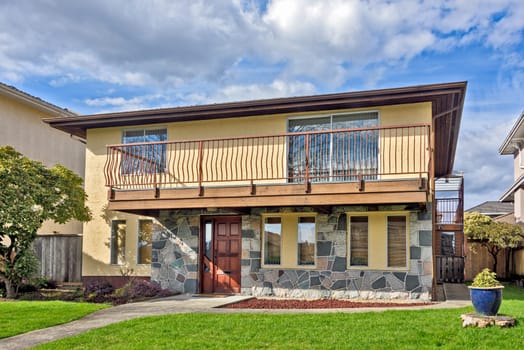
left=104, top=124, right=431, bottom=190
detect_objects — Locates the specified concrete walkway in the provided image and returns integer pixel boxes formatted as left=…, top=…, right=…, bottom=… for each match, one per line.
left=0, top=294, right=471, bottom=350
left=443, top=283, right=471, bottom=301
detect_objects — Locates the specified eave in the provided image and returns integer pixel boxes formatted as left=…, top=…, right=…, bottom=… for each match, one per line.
left=0, top=82, right=76, bottom=118
left=500, top=174, right=524, bottom=202
left=44, top=81, right=467, bottom=177
left=500, top=111, right=524, bottom=155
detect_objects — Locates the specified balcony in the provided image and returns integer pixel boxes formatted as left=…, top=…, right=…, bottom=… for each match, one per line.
left=104, top=124, right=431, bottom=212
left=435, top=176, right=464, bottom=231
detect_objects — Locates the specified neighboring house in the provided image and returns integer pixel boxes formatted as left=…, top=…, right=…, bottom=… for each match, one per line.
left=46, top=81, right=467, bottom=300
left=499, top=111, right=524, bottom=277
left=0, top=82, right=85, bottom=282
left=466, top=201, right=514, bottom=220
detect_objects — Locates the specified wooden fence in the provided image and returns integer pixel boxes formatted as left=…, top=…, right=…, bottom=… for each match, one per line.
left=436, top=255, right=465, bottom=283
left=33, top=234, right=82, bottom=282
left=464, top=239, right=509, bottom=280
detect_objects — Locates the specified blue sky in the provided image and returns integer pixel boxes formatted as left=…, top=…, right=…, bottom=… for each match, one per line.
left=1, top=0, right=523, bottom=209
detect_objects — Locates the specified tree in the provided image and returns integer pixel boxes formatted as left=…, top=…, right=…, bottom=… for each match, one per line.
left=464, top=212, right=524, bottom=276
left=0, top=146, right=91, bottom=297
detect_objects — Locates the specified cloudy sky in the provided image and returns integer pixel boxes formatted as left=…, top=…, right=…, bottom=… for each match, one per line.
left=1, top=0, right=523, bottom=209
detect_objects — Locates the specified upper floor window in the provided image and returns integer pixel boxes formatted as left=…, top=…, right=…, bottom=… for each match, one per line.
left=288, top=112, right=378, bottom=182
left=121, top=128, right=167, bottom=174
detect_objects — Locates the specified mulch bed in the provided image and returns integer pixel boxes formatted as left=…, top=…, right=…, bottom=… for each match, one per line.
left=222, top=298, right=433, bottom=309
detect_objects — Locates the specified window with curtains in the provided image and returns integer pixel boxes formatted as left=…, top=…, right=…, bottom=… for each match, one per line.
left=287, top=112, right=378, bottom=182
left=349, top=216, right=368, bottom=266
left=387, top=216, right=407, bottom=268
left=110, top=220, right=126, bottom=265
left=121, top=128, right=167, bottom=174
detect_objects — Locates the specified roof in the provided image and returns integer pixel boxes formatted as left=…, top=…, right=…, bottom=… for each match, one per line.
left=0, top=82, right=76, bottom=118
left=500, top=111, right=524, bottom=155
left=435, top=175, right=463, bottom=192
left=466, top=201, right=514, bottom=215
left=44, top=81, right=467, bottom=177
left=500, top=173, right=524, bottom=202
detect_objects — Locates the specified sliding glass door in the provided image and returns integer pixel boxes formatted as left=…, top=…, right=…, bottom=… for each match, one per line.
left=288, top=112, right=378, bottom=182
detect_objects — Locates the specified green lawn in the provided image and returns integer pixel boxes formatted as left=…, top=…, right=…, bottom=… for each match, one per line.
left=0, top=301, right=109, bottom=339
left=33, top=284, right=524, bottom=350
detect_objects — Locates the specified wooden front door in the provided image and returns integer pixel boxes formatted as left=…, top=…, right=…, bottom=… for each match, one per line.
left=201, top=216, right=241, bottom=294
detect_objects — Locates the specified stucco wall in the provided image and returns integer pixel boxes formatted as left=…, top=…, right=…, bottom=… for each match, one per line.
left=0, top=94, right=85, bottom=235
left=83, top=102, right=432, bottom=278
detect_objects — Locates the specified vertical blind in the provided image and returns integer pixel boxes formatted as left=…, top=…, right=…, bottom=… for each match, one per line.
left=387, top=216, right=407, bottom=267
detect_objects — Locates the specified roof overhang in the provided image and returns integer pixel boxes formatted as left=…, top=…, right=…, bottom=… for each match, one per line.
left=0, top=82, right=76, bottom=118
left=500, top=111, right=524, bottom=155
left=44, top=81, right=467, bottom=177
left=435, top=175, right=464, bottom=192
left=500, top=173, right=524, bottom=202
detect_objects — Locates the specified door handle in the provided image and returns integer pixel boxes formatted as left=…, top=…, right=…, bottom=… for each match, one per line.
left=223, top=270, right=231, bottom=275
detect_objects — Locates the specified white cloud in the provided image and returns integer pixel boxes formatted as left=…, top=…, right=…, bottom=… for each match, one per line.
left=455, top=113, right=516, bottom=209
left=0, top=0, right=523, bottom=91
left=208, top=79, right=316, bottom=103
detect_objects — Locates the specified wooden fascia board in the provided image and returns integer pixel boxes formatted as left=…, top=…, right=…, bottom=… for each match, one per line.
left=107, top=179, right=428, bottom=211
left=107, top=191, right=428, bottom=211
left=44, top=82, right=467, bottom=139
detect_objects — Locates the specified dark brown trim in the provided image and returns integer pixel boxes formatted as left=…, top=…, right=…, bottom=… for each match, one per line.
left=44, top=82, right=465, bottom=129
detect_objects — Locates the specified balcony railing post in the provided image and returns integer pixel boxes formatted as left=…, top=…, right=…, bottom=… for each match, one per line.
left=198, top=140, right=204, bottom=196
left=304, top=134, right=310, bottom=193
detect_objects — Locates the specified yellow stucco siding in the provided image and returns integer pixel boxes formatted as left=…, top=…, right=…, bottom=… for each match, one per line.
left=83, top=128, right=155, bottom=276
left=0, top=94, right=85, bottom=235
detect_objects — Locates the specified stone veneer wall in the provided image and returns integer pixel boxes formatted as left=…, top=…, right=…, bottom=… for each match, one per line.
left=150, top=205, right=433, bottom=300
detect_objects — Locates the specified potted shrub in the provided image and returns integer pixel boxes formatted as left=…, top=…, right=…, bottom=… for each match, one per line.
left=469, top=268, right=504, bottom=316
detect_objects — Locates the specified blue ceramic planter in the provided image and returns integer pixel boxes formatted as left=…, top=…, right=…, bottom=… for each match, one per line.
left=469, top=286, right=504, bottom=316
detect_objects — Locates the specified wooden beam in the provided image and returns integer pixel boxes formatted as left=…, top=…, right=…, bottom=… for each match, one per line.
left=111, top=179, right=427, bottom=202
left=108, top=190, right=427, bottom=211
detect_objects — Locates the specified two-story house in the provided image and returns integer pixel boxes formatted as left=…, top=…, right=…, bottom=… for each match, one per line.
left=498, top=111, right=524, bottom=276
left=0, top=82, right=85, bottom=282
left=46, top=81, right=466, bottom=300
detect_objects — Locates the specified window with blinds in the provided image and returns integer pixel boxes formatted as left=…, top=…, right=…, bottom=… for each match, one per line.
left=349, top=216, right=368, bottom=266
left=387, top=216, right=407, bottom=268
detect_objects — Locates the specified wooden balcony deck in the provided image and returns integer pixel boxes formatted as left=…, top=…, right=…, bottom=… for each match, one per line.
left=105, top=124, right=431, bottom=212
